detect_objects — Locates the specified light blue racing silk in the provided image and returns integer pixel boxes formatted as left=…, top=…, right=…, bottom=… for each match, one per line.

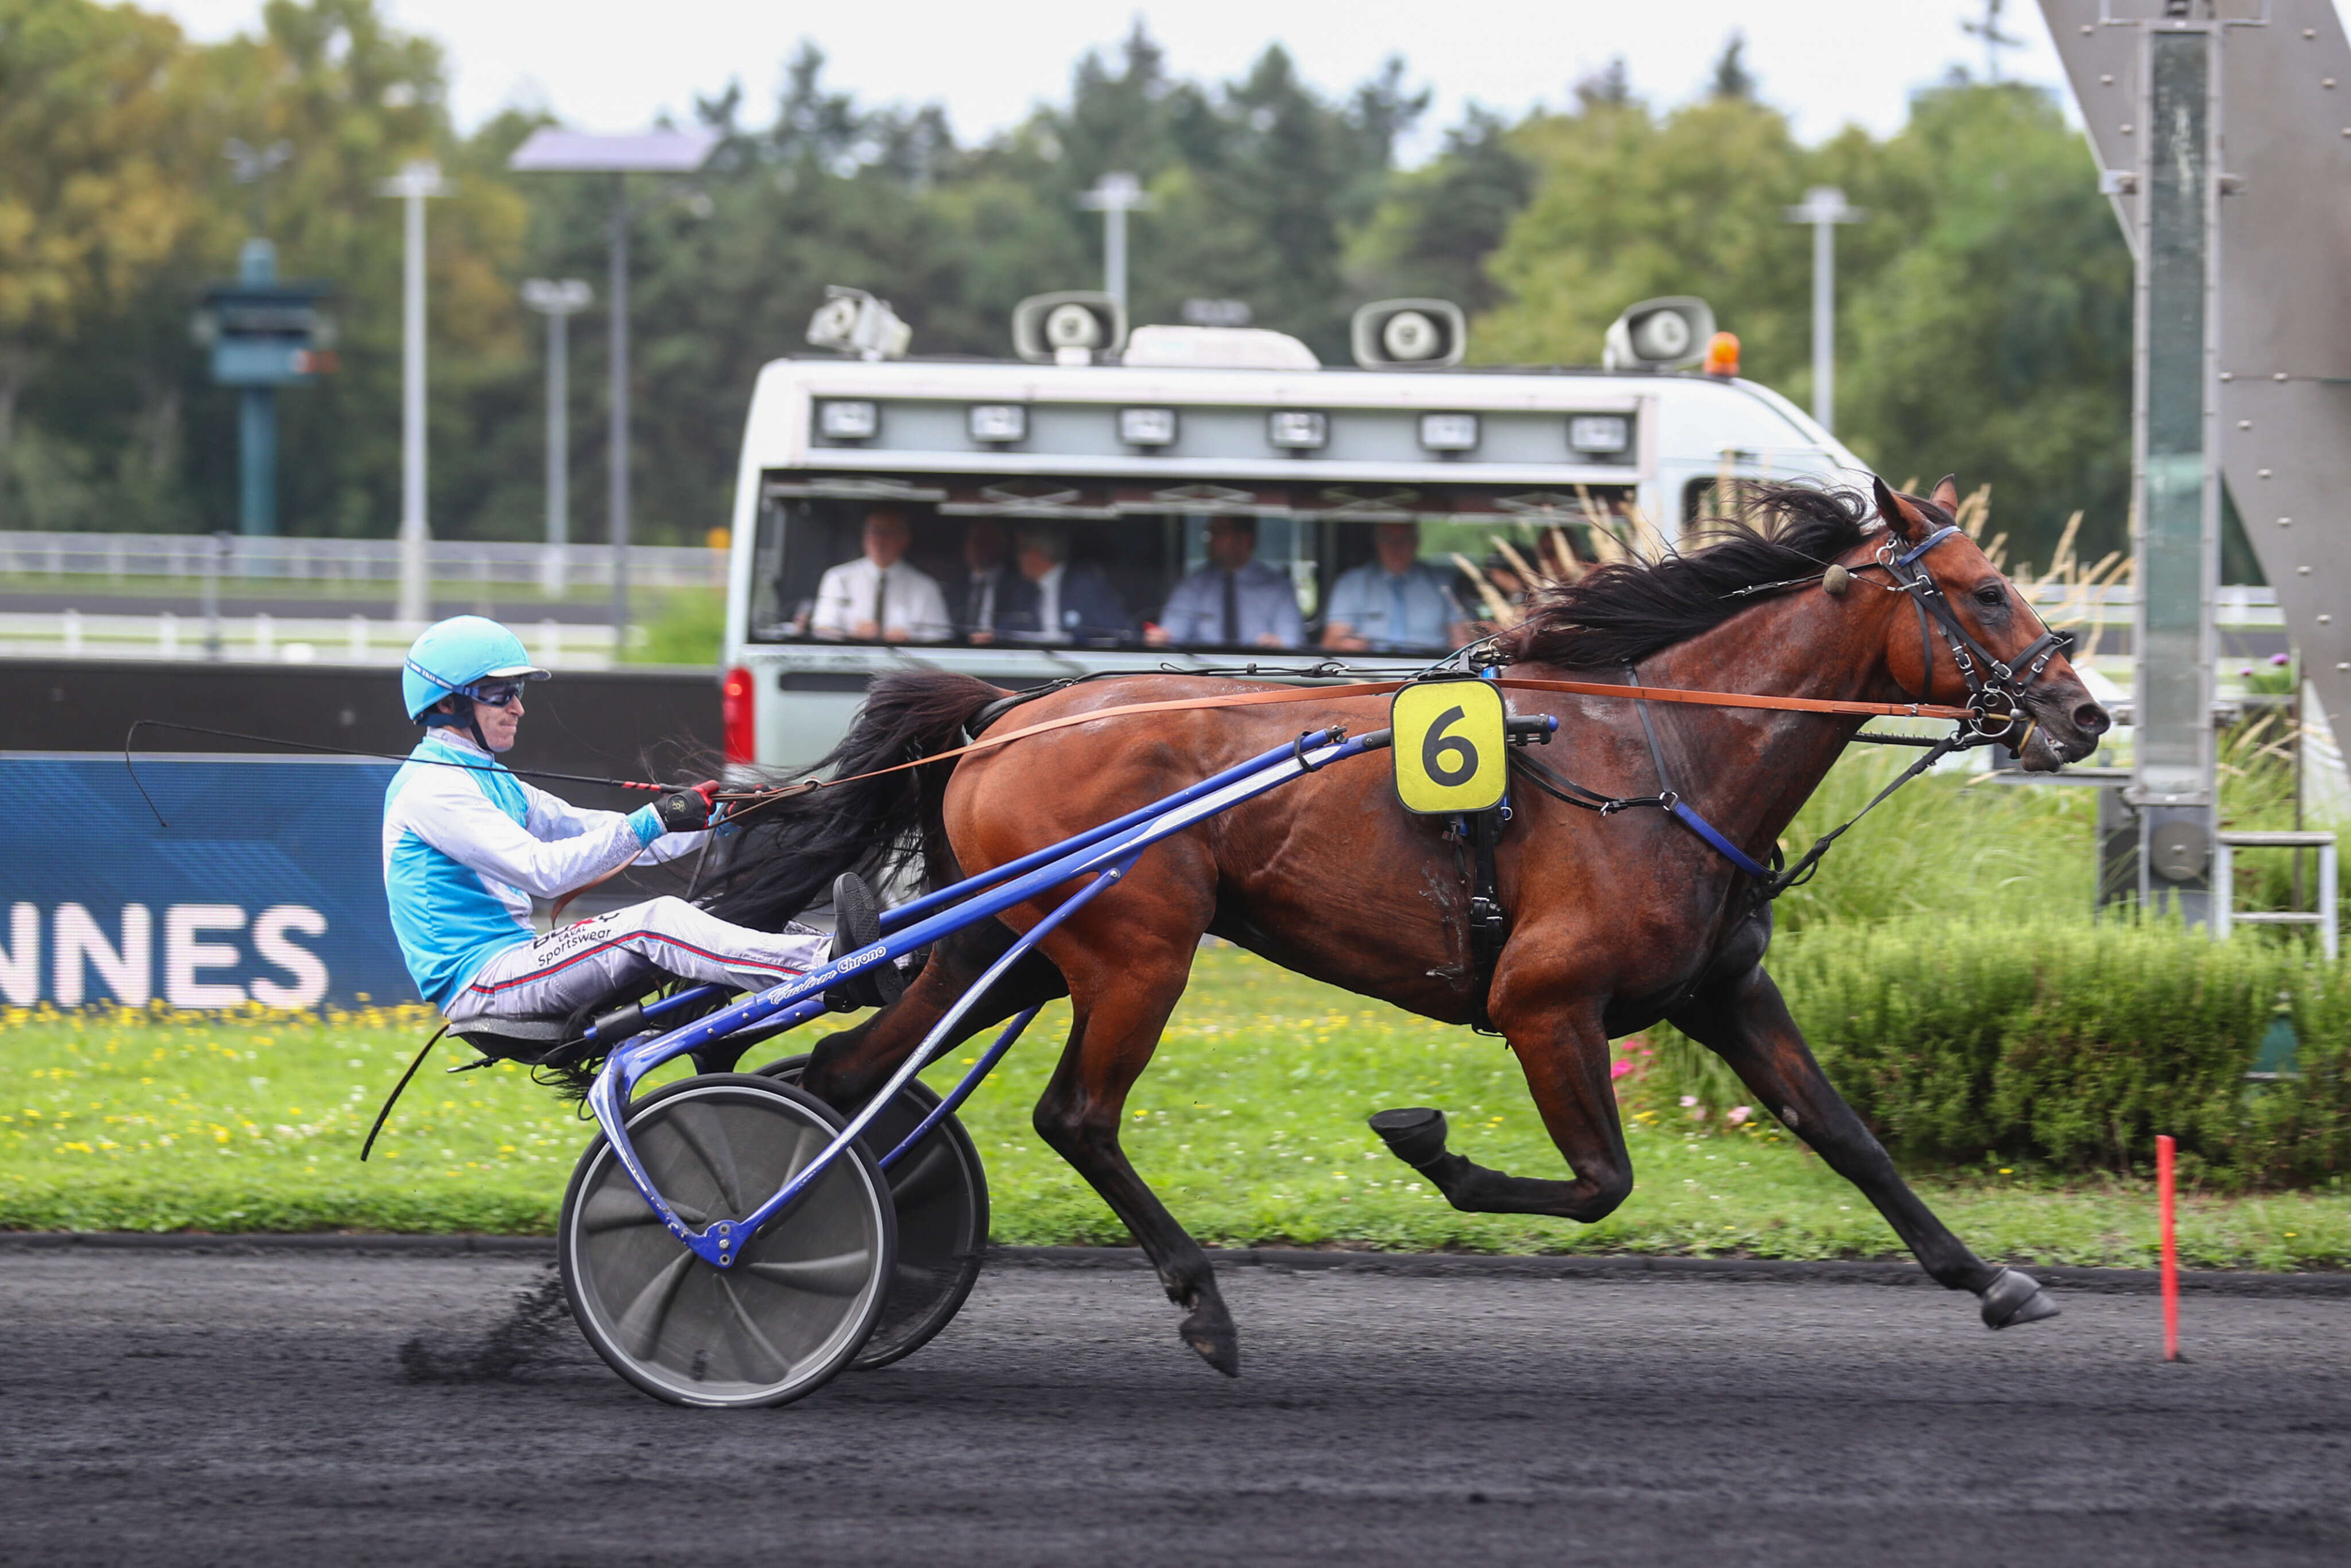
left=379, top=733, right=701, bottom=1011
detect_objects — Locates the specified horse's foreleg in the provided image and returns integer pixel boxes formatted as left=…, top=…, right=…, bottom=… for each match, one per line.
left=1669, top=964, right=2058, bottom=1329
left=1029, top=941, right=1240, bottom=1376
left=1372, top=1003, right=1635, bottom=1223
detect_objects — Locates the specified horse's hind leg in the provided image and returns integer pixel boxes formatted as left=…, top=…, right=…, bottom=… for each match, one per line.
left=799, top=921, right=1067, bottom=1112
left=1028, top=935, right=1240, bottom=1375
left=1669, top=962, right=2058, bottom=1329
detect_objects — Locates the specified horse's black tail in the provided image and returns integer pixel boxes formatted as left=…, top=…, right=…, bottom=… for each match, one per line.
left=701, top=671, right=1007, bottom=932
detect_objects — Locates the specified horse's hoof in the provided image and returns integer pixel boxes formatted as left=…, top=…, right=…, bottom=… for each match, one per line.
left=1178, top=1304, right=1241, bottom=1378
left=1980, top=1267, right=2060, bottom=1329
left=1370, top=1107, right=1450, bottom=1168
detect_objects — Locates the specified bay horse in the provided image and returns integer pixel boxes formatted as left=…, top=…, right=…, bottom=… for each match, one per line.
left=709, top=477, right=2109, bottom=1374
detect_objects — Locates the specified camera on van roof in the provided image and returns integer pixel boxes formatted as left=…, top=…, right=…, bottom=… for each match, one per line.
left=805, top=286, right=912, bottom=361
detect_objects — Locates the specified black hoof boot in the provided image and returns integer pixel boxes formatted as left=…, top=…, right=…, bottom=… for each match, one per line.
left=824, top=872, right=903, bottom=1011
left=1370, top=1107, right=1451, bottom=1169
left=1980, top=1267, right=2061, bottom=1329
left=1179, top=1300, right=1241, bottom=1378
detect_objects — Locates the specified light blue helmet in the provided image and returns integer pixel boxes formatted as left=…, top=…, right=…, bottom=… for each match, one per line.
left=401, top=616, right=550, bottom=723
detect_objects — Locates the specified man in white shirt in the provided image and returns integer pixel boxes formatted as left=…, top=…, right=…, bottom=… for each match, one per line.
left=810, top=509, right=951, bottom=643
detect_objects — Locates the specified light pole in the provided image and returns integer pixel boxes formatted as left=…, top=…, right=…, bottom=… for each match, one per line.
left=1076, top=171, right=1154, bottom=316
left=521, top=278, right=592, bottom=598
left=1784, top=185, right=1861, bottom=434
left=381, top=159, right=445, bottom=626
left=509, top=128, right=719, bottom=644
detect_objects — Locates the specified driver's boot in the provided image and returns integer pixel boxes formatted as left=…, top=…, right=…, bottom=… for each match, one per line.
left=824, top=872, right=906, bottom=1011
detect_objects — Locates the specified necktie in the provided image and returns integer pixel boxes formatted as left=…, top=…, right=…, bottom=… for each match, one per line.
left=1387, top=574, right=1409, bottom=650
left=872, top=568, right=888, bottom=635
left=1221, top=570, right=1240, bottom=645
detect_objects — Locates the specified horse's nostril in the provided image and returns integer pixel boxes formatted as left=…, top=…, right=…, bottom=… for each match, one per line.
left=2075, top=702, right=2111, bottom=735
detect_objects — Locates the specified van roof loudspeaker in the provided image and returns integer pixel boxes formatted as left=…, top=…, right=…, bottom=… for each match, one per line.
left=1603, top=297, right=1714, bottom=372
left=1350, top=299, right=1466, bottom=370
left=805, top=286, right=912, bottom=361
left=1012, top=292, right=1128, bottom=366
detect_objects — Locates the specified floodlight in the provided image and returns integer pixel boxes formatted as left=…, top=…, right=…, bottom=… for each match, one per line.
left=1569, top=415, right=1631, bottom=455
left=507, top=128, right=722, bottom=173
left=1119, top=408, right=1178, bottom=447
left=1268, top=410, right=1328, bottom=450
left=1418, top=412, right=1480, bottom=453
left=968, top=404, right=1027, bottom=444
left=818, top=401, right=879, bottom=441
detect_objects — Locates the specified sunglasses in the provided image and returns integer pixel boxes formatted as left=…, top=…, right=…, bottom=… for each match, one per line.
left=468, top=680, right=527, bottom=709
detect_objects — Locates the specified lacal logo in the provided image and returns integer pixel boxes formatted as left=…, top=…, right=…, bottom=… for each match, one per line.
left=0, top=903, right=330, bottom=1009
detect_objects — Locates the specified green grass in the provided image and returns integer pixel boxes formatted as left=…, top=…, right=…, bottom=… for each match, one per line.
left=620, top=588, right=724, bottom=667
left=4, top=949, right=2345, bottom=1269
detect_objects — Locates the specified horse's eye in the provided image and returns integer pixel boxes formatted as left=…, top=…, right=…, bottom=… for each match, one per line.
left=1974, top=585, right=2005, bottom=608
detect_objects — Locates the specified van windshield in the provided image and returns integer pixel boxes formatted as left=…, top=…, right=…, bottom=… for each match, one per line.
left=747, top=473, right=1635, bottom=657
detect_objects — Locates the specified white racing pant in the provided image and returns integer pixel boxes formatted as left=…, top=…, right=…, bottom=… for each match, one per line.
left=444, top=896, right=831, bottom=1028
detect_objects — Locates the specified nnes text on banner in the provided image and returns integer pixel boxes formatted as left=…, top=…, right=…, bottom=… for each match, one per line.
left=0, top=756, right=409, bottom=1008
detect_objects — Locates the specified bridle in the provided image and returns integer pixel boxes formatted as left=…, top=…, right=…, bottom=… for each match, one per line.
left=1868, top=522, right=2075, bottom=756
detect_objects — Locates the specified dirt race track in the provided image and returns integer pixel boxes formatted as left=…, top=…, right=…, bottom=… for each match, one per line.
left=2, top=1243, right=2346, bottom=1568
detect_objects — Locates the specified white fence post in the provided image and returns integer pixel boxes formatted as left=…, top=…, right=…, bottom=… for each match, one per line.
left=254, top=612, right=273, bottom=657
left=348, top=614, right=368, bottom=662
left=62, top=608, right=82, bottom=654
left=160, top=612, right=179, bottom=658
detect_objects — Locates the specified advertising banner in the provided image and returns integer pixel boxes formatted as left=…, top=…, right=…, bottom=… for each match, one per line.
left=0, top=755, right=411, bottom=1010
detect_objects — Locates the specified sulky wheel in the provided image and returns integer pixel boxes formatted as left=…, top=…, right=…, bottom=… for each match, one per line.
left=757, top=1054, right=989, bottom=1371
left=559, top=1073, right=896, bottom=1409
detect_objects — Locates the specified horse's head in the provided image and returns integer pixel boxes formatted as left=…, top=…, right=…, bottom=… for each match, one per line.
left=1864, top=474, right=2109, bottom=772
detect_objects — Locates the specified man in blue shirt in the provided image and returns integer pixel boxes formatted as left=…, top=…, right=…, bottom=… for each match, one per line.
left=381, top=617, right=894, bottom=1041
left=1321, top=523, right=1476, bottom=654
left=1147, top=517, right=1303, bottom=649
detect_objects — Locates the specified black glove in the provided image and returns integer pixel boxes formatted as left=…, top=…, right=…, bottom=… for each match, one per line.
left=653, top=783, right=716, bottom=832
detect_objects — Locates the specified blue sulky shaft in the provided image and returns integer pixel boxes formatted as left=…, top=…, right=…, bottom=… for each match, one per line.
left=878, top=735, right=1321, bottom=934
left=585, top=724, right=1386, bottom=1267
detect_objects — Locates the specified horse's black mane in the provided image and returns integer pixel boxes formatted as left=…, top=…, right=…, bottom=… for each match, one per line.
left=1495, top=482, right=1883, bottom=669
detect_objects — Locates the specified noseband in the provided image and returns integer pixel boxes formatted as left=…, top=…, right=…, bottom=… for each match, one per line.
left=1872, top=523, right=2074, bottom=748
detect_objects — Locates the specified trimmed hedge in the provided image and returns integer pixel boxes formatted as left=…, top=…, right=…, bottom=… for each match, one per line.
left=1696, top=918, right=2351, bottom=1187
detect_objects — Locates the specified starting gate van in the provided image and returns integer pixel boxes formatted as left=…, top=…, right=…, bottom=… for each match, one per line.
left=721, top=297, right=1863, bottom=770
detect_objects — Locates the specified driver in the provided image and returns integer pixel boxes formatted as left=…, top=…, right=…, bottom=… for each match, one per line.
left=382, top=616, right=895, bottom=1037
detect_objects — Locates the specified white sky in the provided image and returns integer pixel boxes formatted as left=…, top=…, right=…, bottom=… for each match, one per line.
left=149, top=1, right=2096, bottom=159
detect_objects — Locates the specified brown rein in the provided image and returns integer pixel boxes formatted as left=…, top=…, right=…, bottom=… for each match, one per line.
left=743, top=677, right=1975, bottom=804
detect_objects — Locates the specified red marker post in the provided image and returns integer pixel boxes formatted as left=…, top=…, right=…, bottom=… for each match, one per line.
left=2156, top=1132, right=2179, bottom=1361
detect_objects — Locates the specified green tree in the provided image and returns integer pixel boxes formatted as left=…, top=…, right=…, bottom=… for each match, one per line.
left=0, top=0, right=215, bottom=524
left=1475, top=91, right=1815, bottom=387
left=1347, top=106, right=1533, bottom=315
left=1837, top=84, right=2133, bottom=564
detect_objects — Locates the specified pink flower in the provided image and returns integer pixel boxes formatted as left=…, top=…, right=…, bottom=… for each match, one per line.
left=1611, top=1058, right=1635, bottom=1081
left=1679, top=1095, right=1697, bottom=1107
left=1727, top=1105, right=1752, bottom=1126
left=2272, top=653, right=2292, bottom=667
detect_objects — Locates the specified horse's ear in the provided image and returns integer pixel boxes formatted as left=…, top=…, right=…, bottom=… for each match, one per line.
left=1929, top=475, right=1960, bottom=515
left=1871, top=475, right=1929, bottom=544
